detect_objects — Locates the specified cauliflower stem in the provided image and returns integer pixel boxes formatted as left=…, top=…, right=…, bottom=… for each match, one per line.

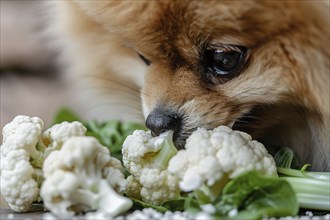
left=147, top=130, right=178, bottom=170
left=41, top=136, right=132, bottom=218
left=66, top=180, right=132, bottom=216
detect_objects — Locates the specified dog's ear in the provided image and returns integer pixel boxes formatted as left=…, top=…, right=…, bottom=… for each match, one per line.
left=72, top=1, right=159, bottom=35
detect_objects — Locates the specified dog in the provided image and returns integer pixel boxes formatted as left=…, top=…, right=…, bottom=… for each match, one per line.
left=48, top=1, right=329, bottom=171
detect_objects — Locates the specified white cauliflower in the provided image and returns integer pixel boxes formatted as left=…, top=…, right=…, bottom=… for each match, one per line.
left=40, top=121, right=87, bottom=157
left=168, top=126, right=277, bottom=202
left=40, top=136, right=132, bottom=218
left=122, top=130, right=181, bottom=205
left=0, top=115, right=86, bottom=212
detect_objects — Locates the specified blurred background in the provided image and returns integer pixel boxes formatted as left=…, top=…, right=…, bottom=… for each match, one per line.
left=1, top=0, right=76, bottom=133
left=1, top=0, right=74, bottom=208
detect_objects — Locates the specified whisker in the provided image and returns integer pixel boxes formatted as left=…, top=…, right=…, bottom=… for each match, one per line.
left=79, top=86, right=142, bottom=102
left=86, top=101, right=144, bottom=120
left=79, top=82, right=141, bottom=99
left=88, top=100, right=142, bottom=112
left=81, top=74, right=141, bottom=93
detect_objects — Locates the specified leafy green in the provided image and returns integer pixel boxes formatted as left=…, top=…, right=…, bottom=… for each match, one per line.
left=53, top=108, right=82, bottom=124
left=53, top=108, right=146, bottom=159
left=131, top=198, right=168, bottom=213
left=85, top=120, right=146, bottom=159
left=213, top=171, right=299, bottom=219
left=183, top=193, right=203, bottom=215
left=274, top=147, right=301, bottom=169
left=183, top=171, right=298, bottom=220
left=131, top=197, right=186, bottom=213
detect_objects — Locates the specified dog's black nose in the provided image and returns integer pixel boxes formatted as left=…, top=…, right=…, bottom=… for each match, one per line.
left=145, top=110, right=181, bottom=137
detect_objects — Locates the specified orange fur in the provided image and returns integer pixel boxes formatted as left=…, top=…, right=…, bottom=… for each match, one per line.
left=49, top=0, right=329, bottom=171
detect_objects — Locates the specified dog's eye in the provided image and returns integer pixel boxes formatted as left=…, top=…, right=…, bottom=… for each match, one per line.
left=137, top=53, right=151, bottom=66
left=204, top=45, right=247, bottom=84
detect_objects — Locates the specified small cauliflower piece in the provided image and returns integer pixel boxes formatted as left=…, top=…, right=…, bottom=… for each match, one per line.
left=41, top=136, right=132, bottom=218
left=122, top=130, right=181, bottom=205
left=0, top=115, right=87, bottom=212
left=168, top=126, right=277, bottom=202
left=40, top=121, right=87, bottom=157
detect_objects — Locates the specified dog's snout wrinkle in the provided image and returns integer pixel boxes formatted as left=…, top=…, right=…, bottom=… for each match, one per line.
left=146, top=110, right=181, bottom=137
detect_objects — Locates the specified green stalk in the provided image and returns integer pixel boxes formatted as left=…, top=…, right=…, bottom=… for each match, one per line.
left=280, top=177, right=330, bottom=211
left=278, top=167, right=330, bottom=180
left=296, top=193, right=330, bottom=210
left=280, top=177, right=329, bottom=195
left=150, top=130, right=178, bottom=170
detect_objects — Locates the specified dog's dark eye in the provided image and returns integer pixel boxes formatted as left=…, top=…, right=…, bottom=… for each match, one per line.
left=137, top=53, right=151, bottom=66
left=204, top=45, right=247, bottom=84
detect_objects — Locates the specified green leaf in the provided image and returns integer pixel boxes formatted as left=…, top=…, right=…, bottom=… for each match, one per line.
left=274, top=147, right=300, bottom=169
left=184, top=193, right=202, bottom=215
left=162, top=198, right=186, bottom=212
left=131, top=197, right=186, bottom=213
left=52, top=108, right=83, bottom=124
left=214, top=171, right=299, bottom=220
left=84, top=120, right=146, bottom=160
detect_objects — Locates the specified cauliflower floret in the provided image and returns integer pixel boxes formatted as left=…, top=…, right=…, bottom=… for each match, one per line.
left=122, top=130, right=181, bottom=205
left=40, top=121, right=86, bottom=156
left=122, top=130, right=164, bottom=176
left=168, top=126, right=277, bottom=201
left=0, top=116, right=44, bottom=212
left=104, top=157, right=128, bottom=193
left=41, top=136, right=132, bottom=218
left=1, top=115, right=44, bottom=166
left=0, top=115, right=87, bottom=212
left=139, top=168, right=181, bottom=205
left=0, top=150, right=39, bottom=212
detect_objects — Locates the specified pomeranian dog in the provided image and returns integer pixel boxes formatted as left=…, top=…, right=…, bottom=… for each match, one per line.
left=48, top=1, right=329, bottom=171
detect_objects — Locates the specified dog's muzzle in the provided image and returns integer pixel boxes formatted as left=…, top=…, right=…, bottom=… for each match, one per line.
left=145, top=109, right=181, bottom=140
